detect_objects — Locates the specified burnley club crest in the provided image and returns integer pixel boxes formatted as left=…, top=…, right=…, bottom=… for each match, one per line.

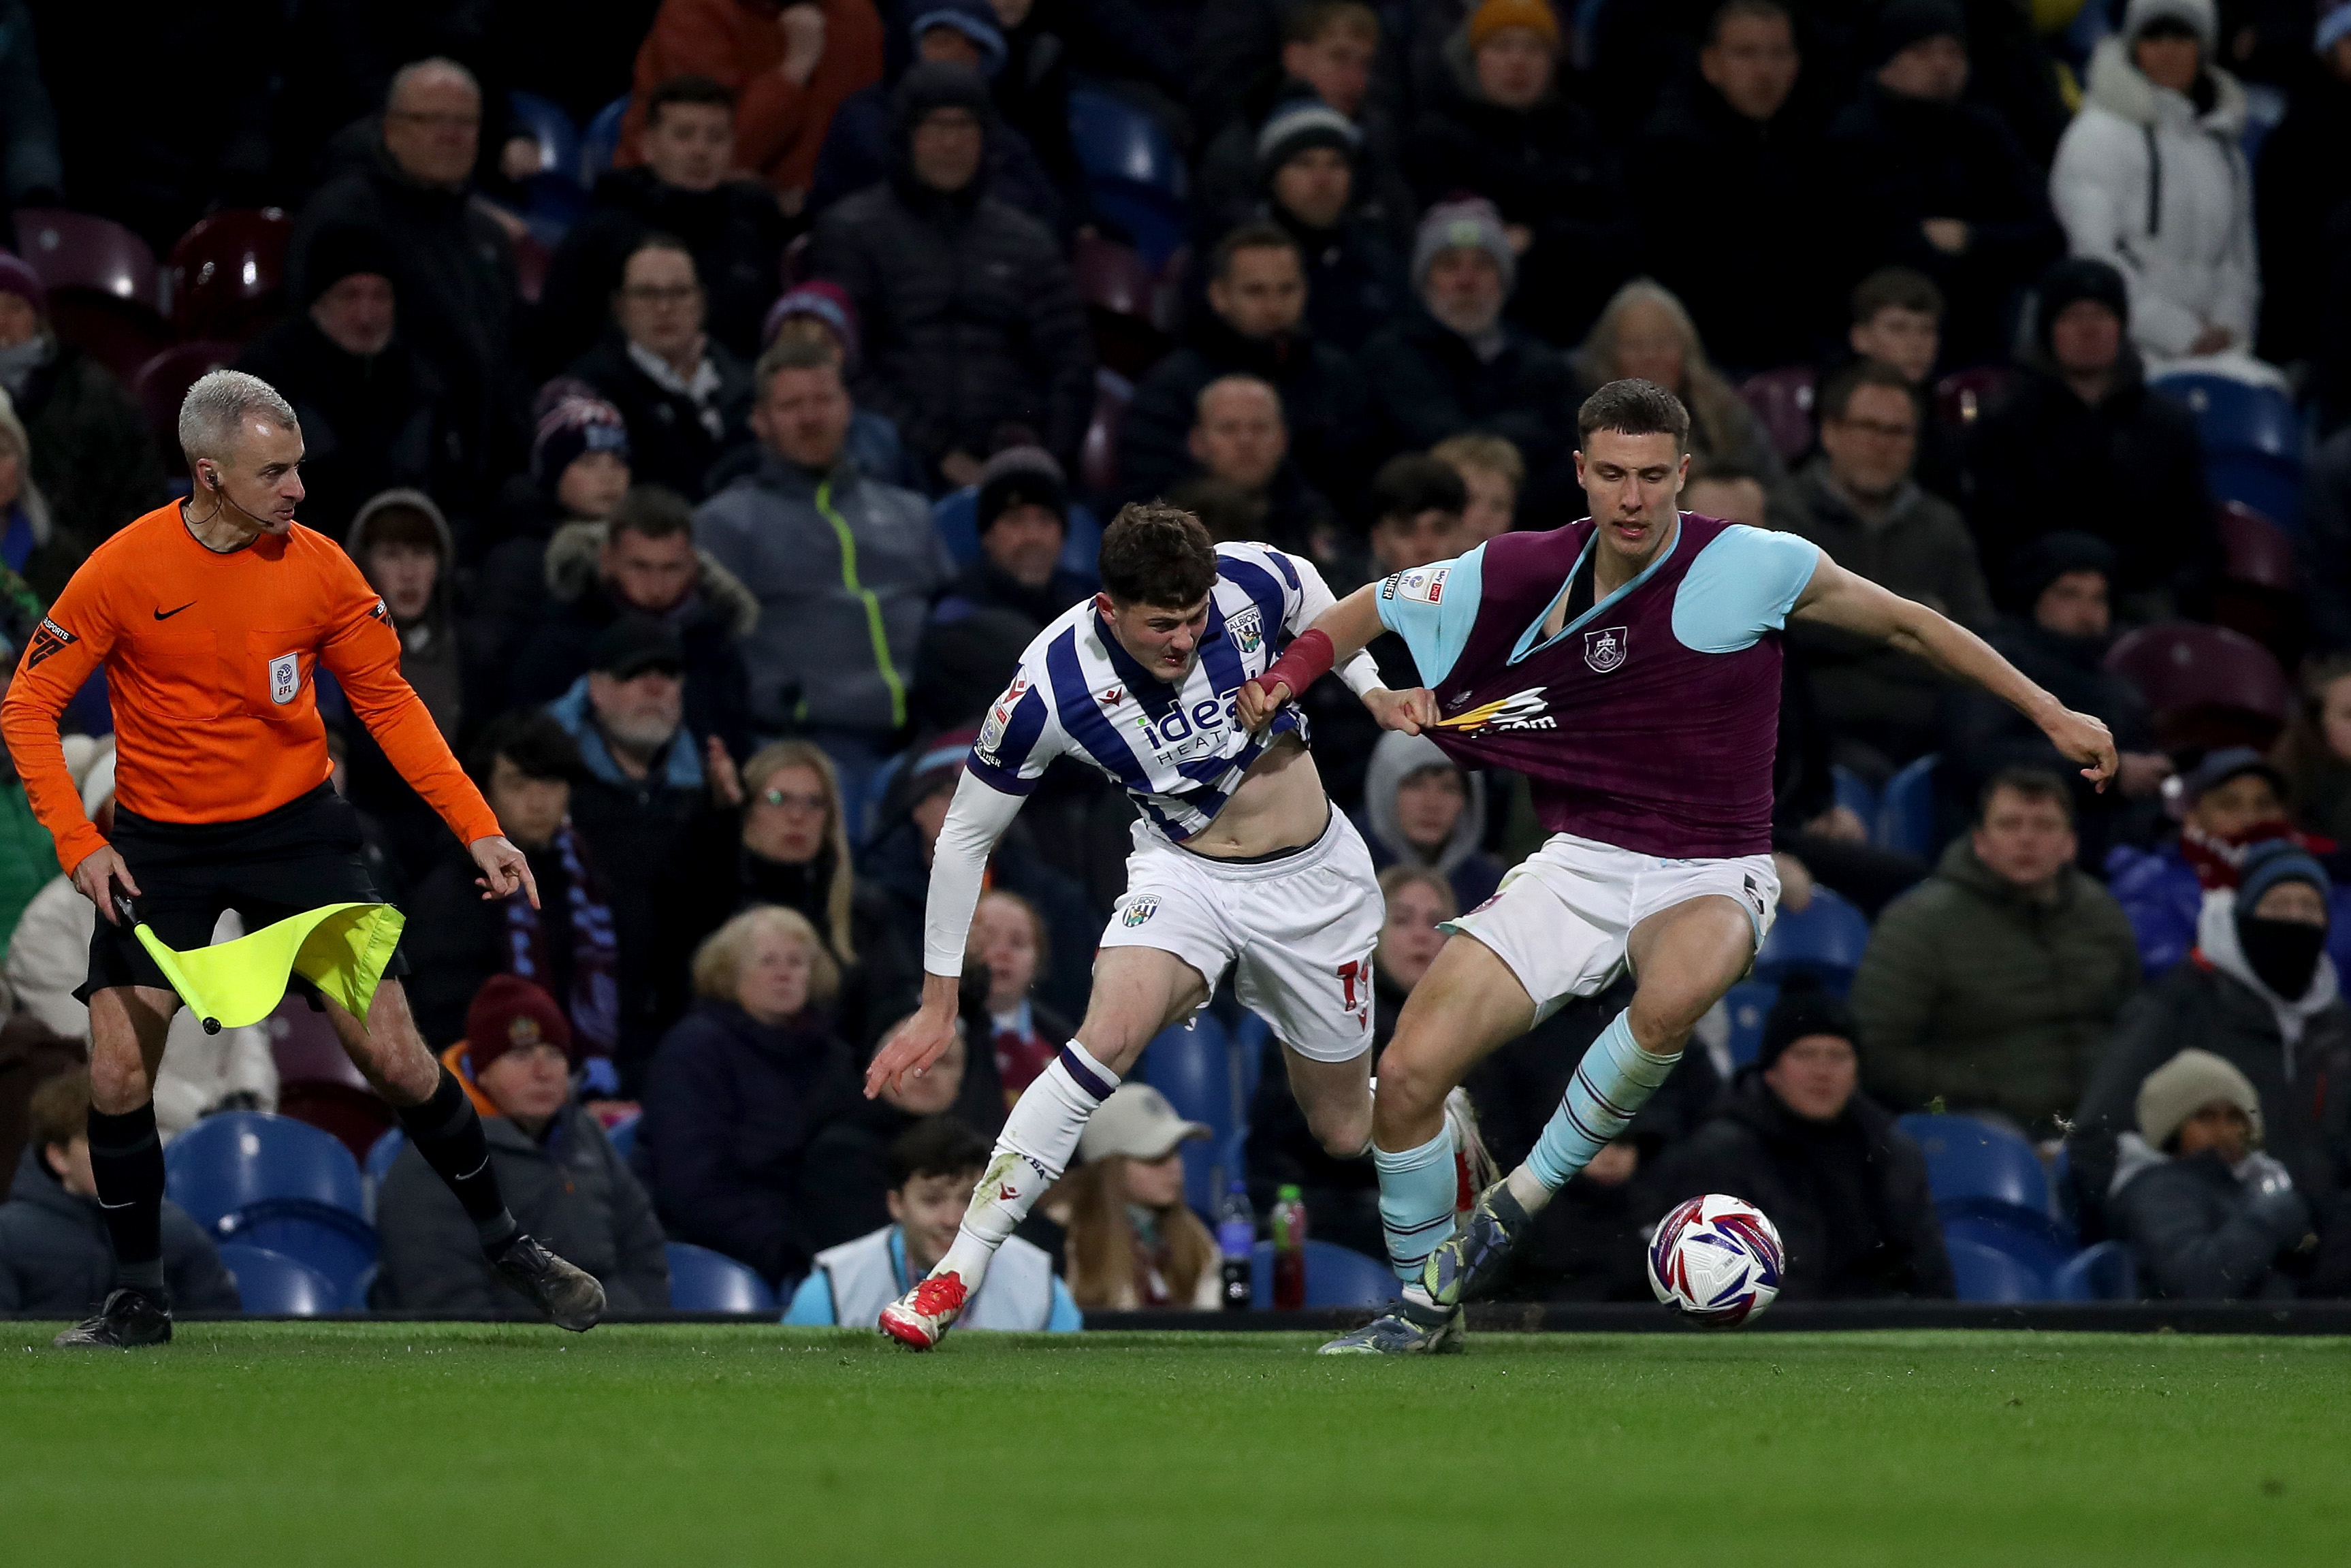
left=1583, top=626, right=1629, bottom=673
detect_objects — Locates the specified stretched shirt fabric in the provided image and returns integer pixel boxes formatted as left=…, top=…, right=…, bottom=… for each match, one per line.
left=0, top=502, right=500, bottom=873
left=925, top=541, right=1379, bottom=977
left=1377, top=513, right=1820, bottom=859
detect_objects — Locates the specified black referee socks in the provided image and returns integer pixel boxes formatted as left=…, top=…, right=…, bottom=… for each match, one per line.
left=86, top=1102, right=167, bottom=1294
left=398, top=1067, right=522, bottom=1254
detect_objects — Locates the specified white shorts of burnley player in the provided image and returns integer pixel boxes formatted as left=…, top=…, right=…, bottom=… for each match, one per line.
left=1234, top=378, right=2118, bottom=1355
left=862, top=506, right=1441, bottom=1349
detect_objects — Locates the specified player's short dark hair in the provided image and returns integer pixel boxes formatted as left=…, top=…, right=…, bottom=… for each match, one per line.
left=1705, top=0, right=1791, bottom=46
left=889, top=1115, right=993, bottom=1190
left=608, top=485, right=694, bottom=544
left=1100, top=502, right=1219, bottom=607
left=1368, top=453, right=1466, bottom=526
left=1979, top=766, right=2074, bottom=825
left=468, top=709, right=585, bottom=790
left=1209, top=221, right=1302, bottom=283
left=1285, top=0, right=1380, bottom=44
left=645, top=73, right=736, bottom=127
left=29, top=1068, right=89, bottom=1151
left=1576, top=379, right=1692, bottom=452
left=1850, top=266, right=1945, bottom=326
left=1817, top=358, right=1919, bottom=425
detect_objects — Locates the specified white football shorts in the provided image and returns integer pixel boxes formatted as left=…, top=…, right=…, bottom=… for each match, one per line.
left=1443, top=831, right=1781, bottom=1021
left=1098, top=810, right=1381, bottom=1063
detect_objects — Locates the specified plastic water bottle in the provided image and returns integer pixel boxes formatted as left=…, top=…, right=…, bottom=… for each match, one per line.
left=1216, top=1180, right=1256, bottom=1309
left=1271, top=1184, right=1308, bottom=1311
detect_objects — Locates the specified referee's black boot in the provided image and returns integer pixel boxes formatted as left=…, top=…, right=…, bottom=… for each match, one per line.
left=54, top=1285, right=173, bottom=1349
left=492, top=1233, right=607, bottom=1332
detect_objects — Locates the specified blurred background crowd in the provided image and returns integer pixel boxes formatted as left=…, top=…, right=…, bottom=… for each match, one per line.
left=7, top=0, right=2351, bottom=1320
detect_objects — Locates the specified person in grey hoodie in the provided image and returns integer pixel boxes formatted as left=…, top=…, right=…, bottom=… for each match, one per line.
left=1355, top=729, right=1504, bottom=915
left=693, top=336, right=953, bottom=829
left=2109, top=1047, right=2315, bottom=1298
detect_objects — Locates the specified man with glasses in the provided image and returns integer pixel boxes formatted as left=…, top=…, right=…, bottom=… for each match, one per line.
left=1768, top=357, right=1994, bottom=773
left=569, top=236, right=755, bottom=500
left=290, top=57, right=526, bottom=520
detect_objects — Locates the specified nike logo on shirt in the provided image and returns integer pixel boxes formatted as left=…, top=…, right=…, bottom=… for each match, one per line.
left=153, top=603, right=195, bottom=620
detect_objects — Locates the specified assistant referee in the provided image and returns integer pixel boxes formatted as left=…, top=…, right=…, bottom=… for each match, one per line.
left=0, top=370, right=605, bottom=1347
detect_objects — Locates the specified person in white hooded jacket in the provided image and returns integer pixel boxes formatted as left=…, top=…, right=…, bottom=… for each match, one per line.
left=2, top=746, right=277, bottom=1138
left=2048, top=0, right=2271, bottom=377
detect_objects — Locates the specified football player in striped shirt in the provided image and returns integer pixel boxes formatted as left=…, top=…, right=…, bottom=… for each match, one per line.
left=862, top=502, right=1469, bottom=1347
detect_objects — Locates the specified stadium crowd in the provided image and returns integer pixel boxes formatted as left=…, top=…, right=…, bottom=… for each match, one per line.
left=6, top=0, right=2351, bottom=1319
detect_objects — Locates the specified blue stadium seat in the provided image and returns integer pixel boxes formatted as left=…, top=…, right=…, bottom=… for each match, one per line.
left=2205, top=452, right=2305, bottom=532
left=219, top=1243, right=343, bottom=1316
left=1229, top=1010, right=1270, bottom=1112
left=580, top=95, right=630, bottom=186
left=929, top=487, right=1104, bottom=577
left=2152, top=370, right=2301, bottom=460
left=364, top=1127, right=404, bottom=1186
left=1751, top=886, right=1869, bottom=992
left=165, top=1112, right=366, bottom=1230
left=217, top=1208, right=377, bottom=1305
left=508, top=92, right=582, bottom=189
left=1898, top=1113, right=2052, bottom=1215
left=1877, top=752, right=1940, bottom=857
left=1248, top=1238, right=1394, bottom=1309
left=1946, top=1236, right=2046, bottom=1302
left=1722, top=978, right=1776, bottom=1068
left=1068, top=84, right=1187, bottom=268
left=605, top=1113, right=639, bottom=1163
left=1831, top=765, right=1878, bottom=829
left=1143, top=1017, right=1241, bottom=1216
left=667, top=1241, right=777, bottom=1312
left=1938, top=1206, right=2074, bottom=1287
left=2053, top=1238, right=2139, bottom=1301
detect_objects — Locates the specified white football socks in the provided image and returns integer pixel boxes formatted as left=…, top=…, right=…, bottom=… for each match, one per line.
left=934, top=1040, right=1119, bottom=1287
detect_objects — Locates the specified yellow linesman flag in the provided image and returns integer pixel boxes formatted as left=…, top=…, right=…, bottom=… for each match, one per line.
left=127, top=901, right=406, bottom=1034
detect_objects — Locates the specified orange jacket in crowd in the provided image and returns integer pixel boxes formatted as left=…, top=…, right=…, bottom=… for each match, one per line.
left=618, top=0, right=884, bottom=200
left=0, top=502, right=500, bottom=876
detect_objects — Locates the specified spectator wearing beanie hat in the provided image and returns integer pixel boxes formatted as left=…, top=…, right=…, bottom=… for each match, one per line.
left=929, top=447, right=1093, bottom=632
left=756, top=282, right=923, bottom=491
left=1822, top=0, right=2060, bottom=368
left=1964, top=257, right=2218, bottom=616
left=1405, top=0, right=1635, bottom=345
left=2254, top=0, right=2351, bottom=387
left=2075, top=839, right=2351, bottom=1241
left=2107, top=1046, right=2317, bottom=1298
left=805, top=5, right=1067, bottom=235
left=237, top=222, right=462, bottom=543
left=1243, top=84, right=1415, bottom=354
left=0, top=253, right=167, bottom=582
left=377, top=976, right=670, bottom=1314
left=1357, top=197, right=1576, bottom=485
left=1647, top=976, right=1956, bottom=1301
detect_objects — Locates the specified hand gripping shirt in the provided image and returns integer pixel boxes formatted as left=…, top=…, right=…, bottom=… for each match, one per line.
left=1375, top=513, right=1821, bottom=859
left=0, top=502, right=499, bottom=871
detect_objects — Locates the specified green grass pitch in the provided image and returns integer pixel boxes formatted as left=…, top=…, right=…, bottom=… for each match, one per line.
left=3, top=1323, right=2346, bottom=1566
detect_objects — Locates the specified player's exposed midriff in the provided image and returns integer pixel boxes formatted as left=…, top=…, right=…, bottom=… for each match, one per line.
left=1178, top=733, right=1328, bottom=861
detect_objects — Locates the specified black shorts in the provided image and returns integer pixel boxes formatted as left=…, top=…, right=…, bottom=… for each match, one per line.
left=80, top=782, right=409, bottom=1003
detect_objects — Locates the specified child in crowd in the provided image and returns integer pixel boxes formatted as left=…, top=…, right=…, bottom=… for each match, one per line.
left=967, top=889, right=1070, bottom=1102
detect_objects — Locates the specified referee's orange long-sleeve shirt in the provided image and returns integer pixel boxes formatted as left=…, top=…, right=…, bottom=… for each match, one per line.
left=0, top=502, right=500, bottom=874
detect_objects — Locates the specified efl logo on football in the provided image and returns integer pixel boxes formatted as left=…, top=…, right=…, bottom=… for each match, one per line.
left=1584, top=626, right=1629, bottom=673
left=1120, top=895, right=1159, bottom=928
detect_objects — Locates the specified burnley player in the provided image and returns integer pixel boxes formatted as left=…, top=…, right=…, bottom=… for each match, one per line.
left=862, top=504, right=1445, bottom=1349
left=1238, top=379, right=2115, bottom=1353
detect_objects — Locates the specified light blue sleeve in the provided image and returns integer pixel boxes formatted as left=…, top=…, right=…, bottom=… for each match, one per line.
left=1371, top=546, right=1487, bottom=687
left=1671, top=526, right=1823, bottom=654
left=780, top=1272, right=837, bottom=1326
left=1046, top=1277, right=1084, bottom=1332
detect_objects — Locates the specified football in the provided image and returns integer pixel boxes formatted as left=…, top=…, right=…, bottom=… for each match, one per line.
left=1646, top=1194, right=1785, bottom=1328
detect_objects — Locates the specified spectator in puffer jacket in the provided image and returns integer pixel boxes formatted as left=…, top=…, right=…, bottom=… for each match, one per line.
left=1355, top=730, right=1504, bottom=916
left=693, top=337, right=952, bottom=814
left=1853, top=767, right=2142, bottom=1139
left=639, top=906, right=859, bottom=1286
left=2074, top=841, right=2351, bottom=1241
left=2109, top=1047, right=2317, bottom=1299
left=377, top=978, right=670, bottom=1313
left=2050, top=0, right=2270, bottom=377
left=1646, top=978, right=1955, bottom=1301
left=0, top=1070, right=238, bottom=1316
left=807, top=60, right=1093, bottom=487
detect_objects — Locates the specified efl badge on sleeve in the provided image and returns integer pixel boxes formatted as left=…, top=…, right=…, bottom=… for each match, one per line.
left=1583, top=626, right=1629, bottom=673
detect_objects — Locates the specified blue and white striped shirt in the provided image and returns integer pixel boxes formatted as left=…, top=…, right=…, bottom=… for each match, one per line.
left=965, top=542, right=1371, bottom=844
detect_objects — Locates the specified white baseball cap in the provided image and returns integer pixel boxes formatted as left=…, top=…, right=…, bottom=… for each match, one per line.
left=1078, top=1083, right=1211, bottom=1164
